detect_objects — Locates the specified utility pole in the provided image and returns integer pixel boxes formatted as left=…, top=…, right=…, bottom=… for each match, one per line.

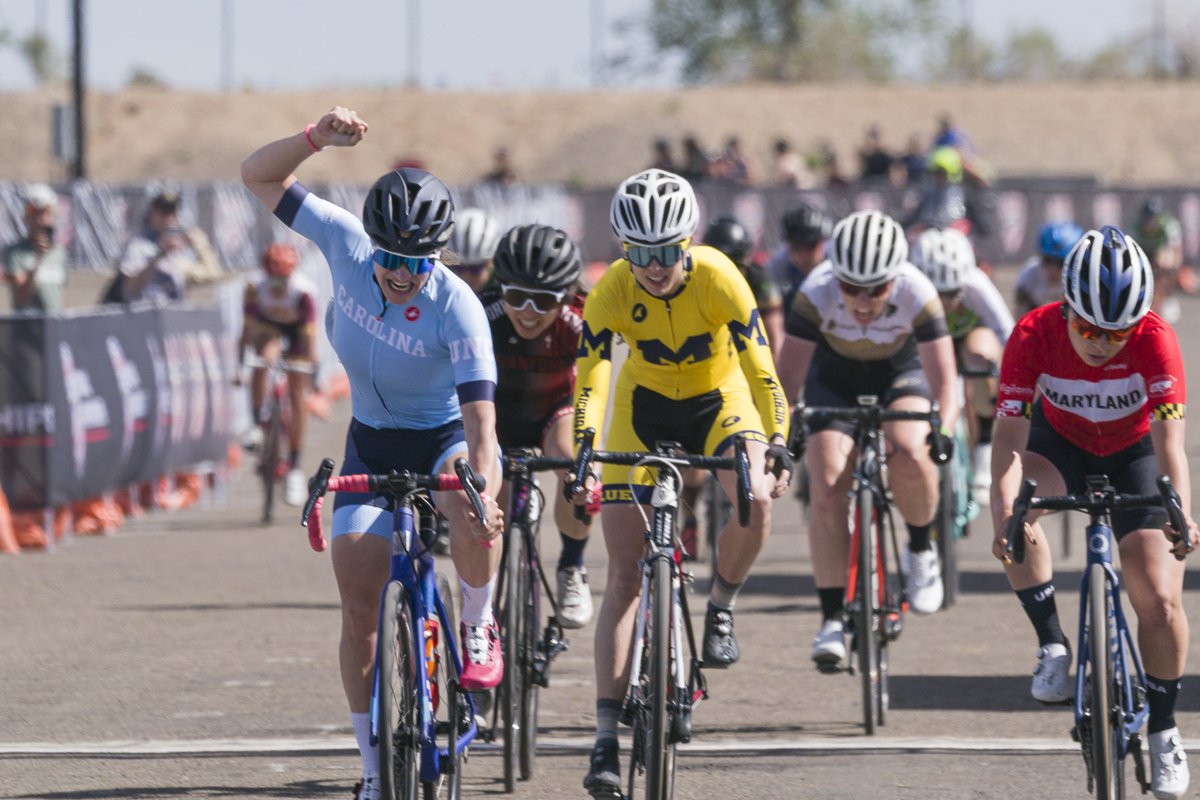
left=406, top=0, right=420, bottom=88
left=71, top=0, right=85, bottom=180
left=220, top=0, right=234, bottom=92
left=590, top=0, right=604, bottom=88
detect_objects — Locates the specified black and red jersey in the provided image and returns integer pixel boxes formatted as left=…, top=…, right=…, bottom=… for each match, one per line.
left=996, top=303, right=1186, bottom=456
left=482, top=288, right=584, bottom=424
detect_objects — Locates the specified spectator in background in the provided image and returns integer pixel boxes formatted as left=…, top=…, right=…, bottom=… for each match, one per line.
left=824, top=152, right=851, bottom=190
left=712, top=136, right=754, bottom=185
left=904, top=145, right=968, bottom=234
left=3, top=183, right=67, bottom=312
left=899, top=134, right=927, bottom=186
left=649, top=137, right=677, bottom=173
left=111, top=191, right=222, bottom=303
left=933, top=112, right=973, bottom=151
left=1135, top=196, right=1186, bottom=324
left=857, top=124, right=893, bottom=183
left=482, top=147, right=517, bottom=186
left=679, top=135, right=712, bottom=182
left=771, top=137, right=816, bottom=189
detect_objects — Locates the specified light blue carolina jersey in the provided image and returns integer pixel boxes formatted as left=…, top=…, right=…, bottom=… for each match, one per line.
left=277, top=183, right=496, bottom=430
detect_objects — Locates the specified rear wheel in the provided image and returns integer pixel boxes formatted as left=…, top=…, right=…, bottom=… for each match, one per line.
left=518, top=530, right=540, bottom=779
left=499, top=525, right=522, bottom=792
left=259, top=400, right=282, bottom=524
left=935, top=459, right=960, bottom=609
left=1088, top=563, right=1121, bottom=800
left=855, top=481, right=882, bottom=735
left=379, top=581, right=420, bottom=800
left=424, top=573, right=462, bottom=800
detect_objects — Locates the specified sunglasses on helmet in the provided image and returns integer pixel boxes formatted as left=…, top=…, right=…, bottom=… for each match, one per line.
left=501, top=283, right=566, bottom=313
left=837, top=279, right=890, bottom=299
left=624, top=241, right=688, bottom=268
left=373, top=248, right=436, bottom=275
left=1069, top=314, right=1137, bottom=343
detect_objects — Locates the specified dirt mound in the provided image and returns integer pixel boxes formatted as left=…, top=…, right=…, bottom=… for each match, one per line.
left=5, top=81, right=1200, bottom=187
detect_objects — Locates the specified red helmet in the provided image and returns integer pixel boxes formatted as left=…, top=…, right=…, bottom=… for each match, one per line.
left=262, top=243, right=299, bottom=278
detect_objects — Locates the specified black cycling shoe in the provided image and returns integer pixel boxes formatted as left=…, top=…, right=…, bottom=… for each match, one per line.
left=583, top=739, right=622, bottom=797
left=702, top=602, right=740, bottom=668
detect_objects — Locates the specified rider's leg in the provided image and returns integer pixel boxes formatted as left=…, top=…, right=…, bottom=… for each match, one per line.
left=545, top=411, right=595, bottom=628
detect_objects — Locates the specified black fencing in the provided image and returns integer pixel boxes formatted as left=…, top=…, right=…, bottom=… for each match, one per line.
left=0, top=304, right=234, bottom=509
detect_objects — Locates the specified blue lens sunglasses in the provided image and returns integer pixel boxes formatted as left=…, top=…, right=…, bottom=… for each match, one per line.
left=373, top=249, right=436, bottom=275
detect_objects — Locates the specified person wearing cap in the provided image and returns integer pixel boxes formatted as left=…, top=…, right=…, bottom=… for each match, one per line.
left=3, top=183, right=67, bottom=312
left=112, top=191, right=222, bottom=304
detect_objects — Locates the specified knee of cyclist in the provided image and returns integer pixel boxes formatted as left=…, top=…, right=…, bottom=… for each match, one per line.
left=1132, top=594, right=1185, bottom=631
left=342, top=599, right=382, bottom=640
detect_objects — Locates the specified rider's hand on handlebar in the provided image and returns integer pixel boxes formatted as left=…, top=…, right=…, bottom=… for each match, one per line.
left=992, top=513, right=1032, bottom=565
left=1166, top=516, right=1200, bottom=559
left=765, top=438, right=794, bottom=499
left=464, top=492, right=504, bottom=546
left=926, top=426, right=954, bottom=464
left=565, top=471, right=599, bottom=507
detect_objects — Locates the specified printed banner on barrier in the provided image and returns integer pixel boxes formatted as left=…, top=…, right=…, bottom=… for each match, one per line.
left=0, top=305, right=234, bottom=509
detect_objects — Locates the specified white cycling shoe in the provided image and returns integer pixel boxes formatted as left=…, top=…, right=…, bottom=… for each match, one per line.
left=1030, top=643, right=1072, bottom=703
left=284, top=468, right=307, bottom=507
left=1149, top=727, right=1189, bottom=800
left=902, top=547, right=944, bottom=614
left=810, top=618, right=846, bottom=671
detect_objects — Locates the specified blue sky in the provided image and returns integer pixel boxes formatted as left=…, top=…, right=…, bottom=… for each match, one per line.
left=0, top=0, right=1168, bottom=93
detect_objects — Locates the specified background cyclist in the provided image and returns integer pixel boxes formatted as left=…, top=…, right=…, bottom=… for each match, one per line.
left=240, top=105, right=505, bottom=800
left=448, top=206, right=502, bottom=293
left=990, top=225, right=1198, bottom=800
left=1014, top=221, right=1084, bottom=318
left=570, top=168, right=791, bottom=797
left=910, top=227, right=1013, bottom=502
left=776, top=209, right=959, bottom=673
left=235, top=242, right=319, bottom=507
left=481, top=223, right=595, bottom=629
left=766, top=203, right=834, bottom=334
left=1135, top=196, right=1186, bottom=324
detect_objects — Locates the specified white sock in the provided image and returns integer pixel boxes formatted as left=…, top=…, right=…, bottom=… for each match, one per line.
left=351, top=711, right=380, bottom=776
left=459, top=576, right=497, bottom=627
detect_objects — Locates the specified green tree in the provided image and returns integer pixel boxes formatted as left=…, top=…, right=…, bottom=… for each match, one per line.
left=20, top=31, right=60, bottom=84
left=995, top=29, right=1063, bottom=81
left=646, top=0, right=941, bottom=83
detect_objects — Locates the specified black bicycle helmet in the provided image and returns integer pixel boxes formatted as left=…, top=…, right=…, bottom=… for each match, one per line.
left=781, top=204, right=833, bottom=246
left=361, top=167, right=455, bottom=256
left=492, top=224, right=582, bottom=291
left=702, top=216, right=752, bottom=264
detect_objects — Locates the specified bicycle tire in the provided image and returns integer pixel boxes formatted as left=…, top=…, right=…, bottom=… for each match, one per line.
left=260, top=401, right=282, bottom=524
left=855, top=478, right=881, bottom=735
left=646, top=556, right=675, bottom=800
left=935, top=460, right=960, bottom=609
left=425, top=573, right=462, bottom=800
left=702, top=474, right=729, bottom=579
left=518, top=528, right=539, bottom=780
left=1088, top=562, right=1121, bottom=800
left=379, top=580, right=420, bottom=800
left=499, top=522, right=522, bottom=792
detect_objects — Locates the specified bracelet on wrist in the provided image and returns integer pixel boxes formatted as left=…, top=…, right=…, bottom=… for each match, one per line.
left=303, top=124, right=325, bottom=153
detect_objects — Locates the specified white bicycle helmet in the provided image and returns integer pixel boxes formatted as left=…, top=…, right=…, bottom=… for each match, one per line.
left=1062, top=225, right=1153, bottom=329
left=448, top=207, right=501, bottom=265
left=911, top=228, right=976, bottom=293
left=609, top=169, right=699, bottom=247
left=829, top=210, right=908, bottom=287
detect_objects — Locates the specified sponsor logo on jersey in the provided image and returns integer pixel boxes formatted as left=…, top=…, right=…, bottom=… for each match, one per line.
left=577, top=322, right=614, bottom=360
left=636, top=333, right=714, bottom=366
left=1000, top=382, right=1035, bottom=399
left=721, top=415, right=741, bottom=428
left=1148, top=374, right=1177, bottom=397
left=1038, top=375, right=1147, bottom=422
left=632, top=303, right=648, bottom=323
left=405, top=306, right=420, bottom=322
left=448, top=336, right=494, bottom=365
left=999, top=399, right=1027, bottom=417
left=728, top=309, right=768, bottom=350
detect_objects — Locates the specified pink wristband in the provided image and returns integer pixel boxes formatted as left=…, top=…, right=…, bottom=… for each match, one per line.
left=303, top=124, right=324, bottom=153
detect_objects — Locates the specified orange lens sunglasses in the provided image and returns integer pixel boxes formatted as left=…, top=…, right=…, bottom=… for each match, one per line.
left=1069, top=314, right=1136, bottom=343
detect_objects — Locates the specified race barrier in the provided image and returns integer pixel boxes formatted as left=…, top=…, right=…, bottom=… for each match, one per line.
left=0, top=304, right=236, bottom=517
left=4, top=180, right=1200, bottom=277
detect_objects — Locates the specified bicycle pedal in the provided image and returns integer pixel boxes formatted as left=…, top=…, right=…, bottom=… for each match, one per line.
left=587, top=787, right=624, bottom=800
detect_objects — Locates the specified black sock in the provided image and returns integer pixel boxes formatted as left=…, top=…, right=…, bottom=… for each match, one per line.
left=595, top=698, right=622, bottom=745
left=288, top=450, right=300, bottom=469
left=557, top=532, right=587, bottom=571
left=906, top=523, right=931, bottom=552
left=1146, top=674, right=1182, bottom=734
left=977, top=415, right=994, bottom=443
left=1015, top=582, right=1066, bottom=647
left=818, top=587, right=845, bottom=622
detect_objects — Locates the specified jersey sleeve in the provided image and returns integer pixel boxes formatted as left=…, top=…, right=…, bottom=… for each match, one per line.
left=1144, top=320, right=1187, bottom=420
left=996, top=315, right=1041, bottom=419
left=440, top=287, right=498, bottom=405
left=719, top=267, right=790, bottom=440
left=274, top=183, right=373, bottom=273
left=965, top=271, right=1016, bottom=344
left=573, top=270, right=618, bottom=444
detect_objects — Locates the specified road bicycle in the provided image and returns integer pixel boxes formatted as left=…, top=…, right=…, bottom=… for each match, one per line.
left=1006, top=474, right=1188, bottom=800
left=934, top=362, right=996, bottom=608
left=301, top=457, right=488, bottom=800
left=569, top=427, right=750, bottom=800
left=242, top=354, right=313, bottom=524
left=481, top=448, right=573, bottom=792
left=791, top=397, right=945, bottom=735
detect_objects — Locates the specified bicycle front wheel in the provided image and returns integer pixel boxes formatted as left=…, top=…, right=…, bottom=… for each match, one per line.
left=645, top=556, right=675, bottom=800
left=934, top=459, right=960, bottom=609
left=379, top=581, right=420, bottom=800
left=1087, top=562, right=1121, bottom=800
left=499, top=524, right=522, bottom=792
left=518, top=529, right=540, bottom=780
left=854, top=482, right=883, bottom=735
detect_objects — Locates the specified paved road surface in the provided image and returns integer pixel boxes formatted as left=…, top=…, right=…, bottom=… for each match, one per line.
left=3, top=275, right=1200, bottom=799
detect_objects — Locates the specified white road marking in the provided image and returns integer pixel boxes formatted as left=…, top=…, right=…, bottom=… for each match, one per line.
left=0, top=735, right=1092, bottom=757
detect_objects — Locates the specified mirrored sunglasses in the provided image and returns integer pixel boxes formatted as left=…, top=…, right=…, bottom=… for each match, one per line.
left=624, top=242, right=687, bottom=268
left=837, top=279, right=890, bottom=299
left=501, top=284, right=566, bottom=313
left=1069, top=314, right=1136, bottom=343
left=373, top=249, right=435, bottom=275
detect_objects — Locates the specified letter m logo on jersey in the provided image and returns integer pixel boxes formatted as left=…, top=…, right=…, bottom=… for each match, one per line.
left=728, top=309, right=767, bottom=351
left=577, top=322, right=614, bottom=360
left=636, top=334, right=714, bottom=365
